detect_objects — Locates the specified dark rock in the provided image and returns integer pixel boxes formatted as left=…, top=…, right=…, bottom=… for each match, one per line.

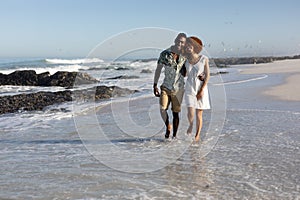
left=115, top=67, right=131, bottom=70
left=107, top=75, right=139, bottom=80
left=0, top=70, right=98, bottom=88
left=212, top=54, right=300, bottom=66
left=37, top=72, right=51, bottom=85
left=46, top=71, right=98, bottom=88
left=0, top=85, right=138, bottom=115
left=95, top=86, right=136, bottom=100
left=0, top=70, right=38, bottom=85
left=210, top=71, right=229, bottom=76
left=0, top=91, right=72, bottom=114
left=131, top=58, right=157, bottom=63
left=140, top=69, right=152, bottom=73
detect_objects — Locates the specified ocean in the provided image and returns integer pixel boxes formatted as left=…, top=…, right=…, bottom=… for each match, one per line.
left=0, top=58, right=299, bottom=199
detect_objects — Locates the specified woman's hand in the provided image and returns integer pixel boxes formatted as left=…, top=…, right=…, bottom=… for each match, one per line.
left=196, top=90, right=204, bottom=100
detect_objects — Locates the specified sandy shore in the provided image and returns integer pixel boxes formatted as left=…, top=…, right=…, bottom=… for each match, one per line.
left=239, top=59, right=300, bottom=101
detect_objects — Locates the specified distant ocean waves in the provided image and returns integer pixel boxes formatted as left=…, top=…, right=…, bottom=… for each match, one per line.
left=0, top=58, right=156, bottom=75
left=0, top=58, right=104, bottom=65
left=45, top=58, right=104, bottom=64
left=0, top=64, right=89, bottom=75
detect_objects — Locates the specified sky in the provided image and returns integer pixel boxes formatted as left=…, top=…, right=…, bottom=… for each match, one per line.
left=0, top=0, right=300, bottom=58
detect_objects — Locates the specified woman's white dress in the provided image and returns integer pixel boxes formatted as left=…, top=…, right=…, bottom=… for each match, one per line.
left=184, top=55, right=211, bottom=109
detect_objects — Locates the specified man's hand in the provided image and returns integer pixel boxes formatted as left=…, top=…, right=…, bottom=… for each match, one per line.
left=198, top=72, right=205, bottom=81
left=153, top=86, right=160, bottom=97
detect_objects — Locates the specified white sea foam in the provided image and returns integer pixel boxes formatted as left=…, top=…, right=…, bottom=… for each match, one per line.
left=0, top=64, right=87, bottom=75
left=0, top=85, right=66, bottom=96
left=129, top=60, right=157, bottom=68
left=45, top=58, right=104, bottom=64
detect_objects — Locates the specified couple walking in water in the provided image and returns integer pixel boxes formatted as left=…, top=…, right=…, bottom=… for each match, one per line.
left=153, top=33, right=210, bottom=142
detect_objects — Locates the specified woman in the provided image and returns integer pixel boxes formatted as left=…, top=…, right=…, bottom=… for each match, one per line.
left=184, top=36, right=210, bottom=142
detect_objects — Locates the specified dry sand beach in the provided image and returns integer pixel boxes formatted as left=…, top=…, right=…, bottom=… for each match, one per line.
left=240, top=59, right=300, bottom=102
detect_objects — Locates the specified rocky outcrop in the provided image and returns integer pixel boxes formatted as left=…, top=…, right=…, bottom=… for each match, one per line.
left=212, top=54, right=300, bottom=67
left=212, top=57, right=273, bottom=66
left=0, top=70, right=98, bottom=88
left=107, top=75, right=139, bottom=80
left=0, top=86, right=137, bottom=114
left=72, top=86, right=137, bottom=101
left=0, top=91, right=72, bottom=114
left=140, top=69, right=152, bottom=73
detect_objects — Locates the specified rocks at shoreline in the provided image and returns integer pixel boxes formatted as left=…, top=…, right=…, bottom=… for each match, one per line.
left=140, top=69, right=152, bottom=73
left=0, top=91, right=73, bottom=114
left=0, top=86, right=137, bottom=115
left=132, top=58, right=157, bottom=63
left=0, top=70, right=98, bottom=88
left=212, top=57, right=273, bottom=66
left=212, top=54, right=300, bottom=67
left=0, top=70, right=138, bottom=114
left=107, top=75, right=139, bottom=80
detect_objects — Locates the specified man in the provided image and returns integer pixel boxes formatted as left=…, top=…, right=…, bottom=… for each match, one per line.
left=153, top=33, right=187, bottom=139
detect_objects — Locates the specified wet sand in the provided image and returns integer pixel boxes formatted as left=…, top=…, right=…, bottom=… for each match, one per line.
left=239, top=59, right=300, bottom=101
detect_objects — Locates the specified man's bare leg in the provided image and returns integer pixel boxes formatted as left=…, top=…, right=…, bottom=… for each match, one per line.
left=160, top=108, right=172, bottom=138
left=172, top=112, right=179, bottom=138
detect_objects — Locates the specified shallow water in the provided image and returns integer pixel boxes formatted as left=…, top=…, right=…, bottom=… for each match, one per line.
left=0, top=100, right=299, bottom=199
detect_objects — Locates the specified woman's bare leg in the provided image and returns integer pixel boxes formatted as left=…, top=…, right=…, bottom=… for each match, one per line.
left=195, top=109, right=203, bottom=142
left=187, top=107, right=195, bottom=135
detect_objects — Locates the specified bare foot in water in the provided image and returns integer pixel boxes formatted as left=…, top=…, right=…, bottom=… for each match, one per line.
left=165, top=124, right=172, bottom=139
left=168, top=124, right=172, bottom=132
left=186, top=124, right=193, bottom=136
left=195, top=133, right=200, bottom=142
